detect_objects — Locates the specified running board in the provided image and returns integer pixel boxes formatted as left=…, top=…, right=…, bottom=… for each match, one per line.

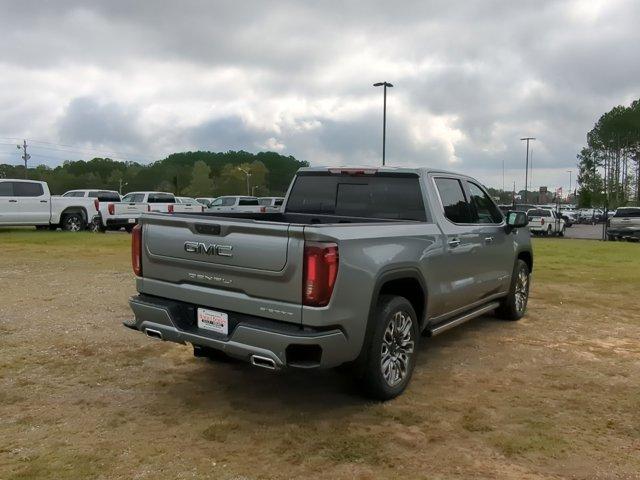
left=427, top=301, right=500, bottom=336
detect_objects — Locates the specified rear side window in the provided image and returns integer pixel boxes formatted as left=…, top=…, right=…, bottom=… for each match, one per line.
left=286, top=173, right=427, bottom=221
left=14, top=182, right=44, bottom=197
left=63, top=191, right=83, bottom=197
left=258, top=198, right=272, bottom=206
left=148, top=193, right=175, bottom=203
left=122, top=193, right=145, bottom=203
left=239, top=199, right=259, bottom=206
left=275, top=199, right=283, bottom=206
left=466, top=182, right=503, bottom=223
left=434, top=178, right=473, bottom=223
left=615, top=208, right=640, bottom=217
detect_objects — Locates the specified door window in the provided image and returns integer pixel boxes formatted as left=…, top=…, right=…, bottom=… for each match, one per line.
left=466, top=182, right=503, bottom=224
left=434, top=178, right=474, bottom=224
left=221, top=197, right=236, bottom=206
left=0, top=182, right=13, bottom=196
left=210, top=198, right=224, bottom=207
left=14, top=182, right=44, bottom=197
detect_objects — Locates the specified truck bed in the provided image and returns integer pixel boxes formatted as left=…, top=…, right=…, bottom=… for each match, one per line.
left=172, top=211, right=410, bottom=225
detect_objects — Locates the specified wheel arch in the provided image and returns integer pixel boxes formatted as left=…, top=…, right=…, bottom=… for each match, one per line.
left=517, top=250, right=533, bottom=272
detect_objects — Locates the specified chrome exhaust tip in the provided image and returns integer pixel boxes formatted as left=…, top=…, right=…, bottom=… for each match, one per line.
left=250, top=355, right=277, bottom=370
left=145, top=328, right=163, bottom=340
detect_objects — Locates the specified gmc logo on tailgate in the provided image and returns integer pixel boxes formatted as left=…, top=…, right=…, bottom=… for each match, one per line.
left=184, top=242, right=233, bottom=257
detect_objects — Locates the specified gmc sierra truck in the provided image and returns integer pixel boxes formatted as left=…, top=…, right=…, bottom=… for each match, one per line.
left=0, top=179, right=98, bottom=231
left=125, top=167, right=532, bottom=399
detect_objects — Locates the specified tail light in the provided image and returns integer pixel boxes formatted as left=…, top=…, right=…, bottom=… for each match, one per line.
left=94, top=199, right=99, bottom=211
left=168, top=204, right=174, bottom=213
left=131, top=224, right=142, bottom=276
left=303, top=242, right=339, bottom=307
left=260, top=207, right=266, bottom=213
left=147, top=205, right=151, bottom=212
left=107, top=203, right=115, bottom=215
left=541, top=218, right=545, bottom=225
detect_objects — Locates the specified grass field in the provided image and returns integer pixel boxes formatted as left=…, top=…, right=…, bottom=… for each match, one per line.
left=1, top=229, right=639, bottom=479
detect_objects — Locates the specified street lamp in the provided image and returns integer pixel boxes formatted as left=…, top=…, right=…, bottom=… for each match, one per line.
left=237, top=167, right=252, bottom=196
left=567, top=170, right=573, bottom=201
left=373, top=82, right=393, bottom=166
left=520, top=137, right=535, bottom=202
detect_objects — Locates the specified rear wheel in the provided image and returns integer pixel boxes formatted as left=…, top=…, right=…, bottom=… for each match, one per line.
left=358, top=295, right=418, bottom=400
left=62, top=213, right=85, bottom=232
left=558, top=226, right=565, bottom=237
left=496, top=259, right=530, bottom=321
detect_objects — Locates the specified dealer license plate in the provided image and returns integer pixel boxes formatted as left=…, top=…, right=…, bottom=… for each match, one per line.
left=197, top=308, right=228, bottom=335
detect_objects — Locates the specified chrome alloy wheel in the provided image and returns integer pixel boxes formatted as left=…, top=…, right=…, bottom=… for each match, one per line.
left=514, top=267, right=529, bottom=313
left=380, top=311, right=415, bottom=387
left=65, top=214, right=82, bottom=232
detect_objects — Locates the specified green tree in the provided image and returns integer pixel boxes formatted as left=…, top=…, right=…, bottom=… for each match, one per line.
left=183, top=161, right=215, bottom=197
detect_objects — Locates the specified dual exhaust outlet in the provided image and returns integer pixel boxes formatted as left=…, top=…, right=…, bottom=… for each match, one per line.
left=144, top=328, right=278, bottom=370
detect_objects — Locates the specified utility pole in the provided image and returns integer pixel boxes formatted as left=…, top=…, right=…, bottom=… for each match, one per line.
left=567, top=170, right=572, bottom=202
left=119, top=178, right=128, bottom=195
left=373, top=82, right=393, bottom=166
left=520, top=137, right=535, bottom=203
left=16, top=139, right=30, bottom=178
left=237, top=167, right=252, bottom=195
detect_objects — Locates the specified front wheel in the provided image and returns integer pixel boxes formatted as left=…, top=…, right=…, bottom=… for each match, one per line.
left=558, top=227, right=565, bottom=237
left=358, top=295, right=419, bottom=400
left=496, top=259, right=530, bottom=321
left=62, top=213, right=85, bottom=232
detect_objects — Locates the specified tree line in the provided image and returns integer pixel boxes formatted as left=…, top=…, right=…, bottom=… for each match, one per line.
left=577, top=99, right=640, bottom=208
left=0, top=150, right=309, bottom=197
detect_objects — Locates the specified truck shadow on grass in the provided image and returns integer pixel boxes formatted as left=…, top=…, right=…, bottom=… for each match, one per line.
left=150, top=314, right=509, bottom=417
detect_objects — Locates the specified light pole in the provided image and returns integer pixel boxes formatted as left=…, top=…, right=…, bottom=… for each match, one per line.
left=520, top=137, right=535, bottom=202
left=373, top=82, right=393, bottom=166
left=237, top=167, right=252, bottom=195
left=567, top=170, right=572, bottom=202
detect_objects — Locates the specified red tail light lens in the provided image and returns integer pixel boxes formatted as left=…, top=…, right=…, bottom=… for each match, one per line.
left=131, top=224, right=142, bottom=276
left=303, top=242, right=339, bottom=307
left=94, top=199, right=99, bottom=211
left=168, top=204, right=174, bottom=213
left=107, top=203, right=115, bottom=215
left=260, top=207, right=266, bottom=213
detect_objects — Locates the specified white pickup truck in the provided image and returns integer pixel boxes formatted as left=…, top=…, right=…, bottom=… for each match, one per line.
left=124, top=191, right=204, bottom=214
left=527, top=208, right=565, bottom=236
left=258, top=196, right=285, bottom=212
left=207, top=196, right=267, bottom=213
left=61, top=189, right=140, bottom=232
left=0, top=179, right=98, bottom=231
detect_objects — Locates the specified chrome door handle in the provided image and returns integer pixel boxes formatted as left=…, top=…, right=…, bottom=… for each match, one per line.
left=484, top=236, right=494, bottom=244
left=9, top=199, right=17, bottom=203
left=40, top=200, right=48, bottom=203
left=448, top=238, right=461, bottom=248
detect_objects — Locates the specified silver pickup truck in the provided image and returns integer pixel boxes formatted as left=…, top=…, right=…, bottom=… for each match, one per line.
left=125, top=167, right=532, bottom=399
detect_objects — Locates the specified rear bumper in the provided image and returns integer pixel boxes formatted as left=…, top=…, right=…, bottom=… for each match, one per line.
left=125, top=294, right=350, bottom=369
left=106, top=218, right=138, bottom=228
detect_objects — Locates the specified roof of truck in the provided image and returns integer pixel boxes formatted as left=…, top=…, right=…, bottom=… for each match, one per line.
left=298, top=166, right=476, bottom=178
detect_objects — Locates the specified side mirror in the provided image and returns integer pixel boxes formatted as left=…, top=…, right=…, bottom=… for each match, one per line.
left=506, top=211, right=528, bottom=230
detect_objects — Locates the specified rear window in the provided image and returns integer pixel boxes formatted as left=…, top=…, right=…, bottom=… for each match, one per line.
left=528, top=209, right=551, bottom=217
left=614, top=208, right=640, bottom=218
left=239, top=198, right=259, bottom=206
left=286, top=173, right=426, bottom=221
left=258, top=198, right=272, bottom=206
left=148, top=193, right=175, bottom=203
left=89, top=191, right=120, bottom=202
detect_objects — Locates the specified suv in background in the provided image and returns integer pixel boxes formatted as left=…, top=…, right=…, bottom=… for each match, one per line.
left=608, top=207, right=640, bottom=241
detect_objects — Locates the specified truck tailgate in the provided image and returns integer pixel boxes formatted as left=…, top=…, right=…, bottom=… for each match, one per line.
left=112, top=203, right=148, bottom=216
left=139, top=214, right=304, bottom=322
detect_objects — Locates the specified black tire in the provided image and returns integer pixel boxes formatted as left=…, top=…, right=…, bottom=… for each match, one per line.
left=89, top=218, right=106, bottom=233
left=558, top=227, right=565, bottom=237
left=61, top=213, right=85, bottom=232
left=124, top=225, right=134, bottom=233
left=358, top=295, right=419, bottom=401
left=496, top=259, right=530, bottom=321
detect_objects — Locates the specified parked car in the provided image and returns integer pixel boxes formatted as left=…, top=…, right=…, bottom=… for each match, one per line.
left=559, top=209, right=576, bottom=227
left=258, top=196, right=284, bottom=212
left=527, top=208, right=565, bottom=236
left=125, top=166, right=533, bottom=400
left=607, top=207, right=640, bottom=241
left=0, top=179, right=98, bottom=231
left=207, top=196, right=267, bottom=213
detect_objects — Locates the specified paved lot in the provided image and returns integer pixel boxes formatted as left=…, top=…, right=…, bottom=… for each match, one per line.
left=563, top=224, right=605, bottom=240
left=1, top=230, right=639, bottom=479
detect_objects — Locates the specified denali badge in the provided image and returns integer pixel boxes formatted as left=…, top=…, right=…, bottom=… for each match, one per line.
left=184, top=241, right=233, bottom=257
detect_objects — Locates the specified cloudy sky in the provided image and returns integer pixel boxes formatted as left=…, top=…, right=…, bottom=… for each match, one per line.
left=1, top=0, right=639, bottom=191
